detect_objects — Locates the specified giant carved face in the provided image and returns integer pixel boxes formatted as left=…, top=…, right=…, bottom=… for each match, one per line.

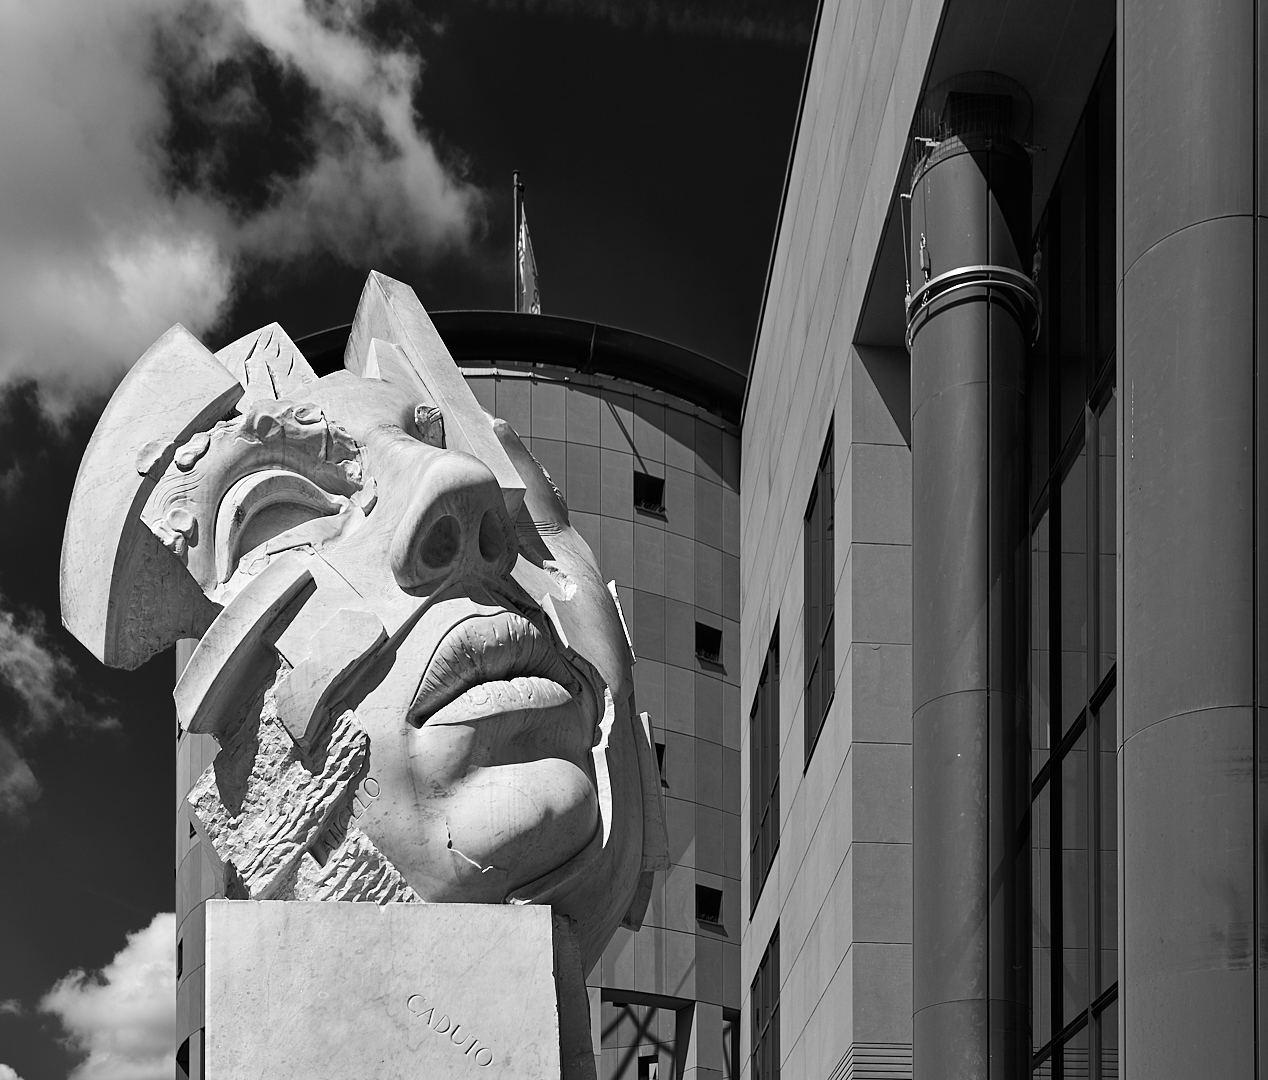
left=60, top=272, right=665, bottom=971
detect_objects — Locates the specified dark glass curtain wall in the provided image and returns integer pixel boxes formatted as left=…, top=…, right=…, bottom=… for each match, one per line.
left=1028, top=48, right=1118, bottom=1080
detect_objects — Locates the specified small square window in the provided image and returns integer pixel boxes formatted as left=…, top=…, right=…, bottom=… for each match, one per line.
left=655, top=741, right=668, bottom=788
left=176, top=939, right=183, bottom=980
left=696, top=884, right=723, bottom=925
left=695, top=622, right=722, bottom=665
left=638, top=1053, right=659, bottom=1080
left=633, top=472, right=666, bottom=514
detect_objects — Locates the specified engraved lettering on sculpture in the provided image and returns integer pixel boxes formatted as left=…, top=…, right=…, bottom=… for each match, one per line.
left=405, top=995, right=495, bottom=1067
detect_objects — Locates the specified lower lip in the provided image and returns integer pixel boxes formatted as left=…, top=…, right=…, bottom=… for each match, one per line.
left=418, top=675, right=574, bottom=727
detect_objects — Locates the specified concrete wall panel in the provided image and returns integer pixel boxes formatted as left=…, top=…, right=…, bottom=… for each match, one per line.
left=1121, top=216, right=1255, bottom=738
left=1121, top=707, right=1255, bottom=1078
left=1121, top=0, right=1254, bottom=268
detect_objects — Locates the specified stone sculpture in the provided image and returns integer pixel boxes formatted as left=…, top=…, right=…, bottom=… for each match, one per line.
left=60, top=271, right=668, bottom=984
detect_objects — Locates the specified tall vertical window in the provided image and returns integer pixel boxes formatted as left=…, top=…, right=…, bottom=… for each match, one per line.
left=751, top=925, right=780, bottom=1080
left=1030, top=47, right=1117, bottom=1080
left=804, top=425, right=834, bottom=766
left=750, top=622, right=780, bottom=911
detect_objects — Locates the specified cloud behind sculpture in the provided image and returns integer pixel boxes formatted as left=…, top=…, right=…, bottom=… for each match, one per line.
left=0, top=0, right=481, bottom=406
left=40, top=913, right=175, bottom=1080
left=0, top=601, right=118, bottom=821
left=0, top=732, right=40, bottom=821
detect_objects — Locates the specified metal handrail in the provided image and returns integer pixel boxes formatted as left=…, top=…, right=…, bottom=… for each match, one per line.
left=905, top=263, right=1041, bottom=348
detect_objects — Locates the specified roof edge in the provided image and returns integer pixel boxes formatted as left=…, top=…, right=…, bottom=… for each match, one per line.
left=296, top=310, right=745, bottom=426
left=742, top=0, right=827, bottom=426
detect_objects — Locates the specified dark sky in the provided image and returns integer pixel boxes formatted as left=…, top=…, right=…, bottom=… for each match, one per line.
left=219, top=0, right=813, bottom=367
left=0, top=3, right=812, bottom=1077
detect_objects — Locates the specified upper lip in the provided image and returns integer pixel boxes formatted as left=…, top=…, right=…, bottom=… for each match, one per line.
left=407, top=610, right=594, bottom=727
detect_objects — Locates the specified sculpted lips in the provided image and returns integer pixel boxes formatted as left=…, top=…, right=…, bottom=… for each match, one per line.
left=407, top=611, right=594, bottom=729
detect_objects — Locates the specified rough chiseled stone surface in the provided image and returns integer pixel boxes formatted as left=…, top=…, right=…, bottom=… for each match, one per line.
left=293, top=825, right=421, bottom=903
left=186, top=668, right=417, bottom=903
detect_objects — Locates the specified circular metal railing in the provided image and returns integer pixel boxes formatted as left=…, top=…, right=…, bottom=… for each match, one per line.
left=905, top=263, right=1041, bottom=349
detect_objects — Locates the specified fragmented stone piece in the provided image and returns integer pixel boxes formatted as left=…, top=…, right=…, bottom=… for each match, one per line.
left=621, top=711, right=670, bottom=931
left=142, top=398, right=365, bottom=593
left=293, top=825, right=422, bottom=903
left=213, top=469, right=347, bottom=585
left=60, top=324, right=242, bottom=669
left=344, top=271, right=525, bottom=516
left=268, top=554, right=367, bottom=665
left=175, top=553, right=314, bottom=735
left=363, top=337, right=422, bottom=392
left=216, top=322, right=318, bottom=404
left=188, top=700, right=370, bottom=900
left=607, top=579, right=636, bottom=665
left=275, top=608, right=387, bottom=751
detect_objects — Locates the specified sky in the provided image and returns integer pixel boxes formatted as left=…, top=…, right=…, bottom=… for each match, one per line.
left=0, top=1, right=813, bottom=1077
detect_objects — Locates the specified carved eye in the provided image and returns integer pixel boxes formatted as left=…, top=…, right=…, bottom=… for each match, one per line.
left=214, top=469, right=348, bottom=583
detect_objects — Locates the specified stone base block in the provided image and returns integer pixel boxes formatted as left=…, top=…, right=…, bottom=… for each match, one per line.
left=205, top=900, right=574, bottom=1078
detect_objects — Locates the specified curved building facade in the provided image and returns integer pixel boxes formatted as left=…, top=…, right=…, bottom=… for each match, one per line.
left=174, top=311, right=744, bottom=1080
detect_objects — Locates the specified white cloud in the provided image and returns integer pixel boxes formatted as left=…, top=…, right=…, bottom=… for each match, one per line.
left=0, top=998, right=21, bottom=1015
left=0, top=0, right=481, bottom=407
left=0, top=605, right=117, bottom=739
left=42, top=913, right=176, bottom=1080
left=0, top=732, right=41, bottom=821
left=0, top=1064, right=27, bottom=1080
left=0, top=602, right=117, bottom=820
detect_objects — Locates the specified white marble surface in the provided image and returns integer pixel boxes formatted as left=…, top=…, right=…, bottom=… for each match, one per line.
left=204, top=900, right=561, bottom=1078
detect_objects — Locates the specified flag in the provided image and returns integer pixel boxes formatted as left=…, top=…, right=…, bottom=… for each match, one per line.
left=517, top=206, right=542, bottom=315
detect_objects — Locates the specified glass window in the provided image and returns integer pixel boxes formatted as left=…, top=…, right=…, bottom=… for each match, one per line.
left=1098, top=1000, right=1118, bottom=1080
left=1057, top=123, right=1089, bottom=450
left=804, top=425, right=834, bottom=765
left=751, top=926, right=780, bottom=1080
left=1062, top=1021, right=1090, bottom=1080
left=1060, top=450, right=1088, bottom=736
left=1031, top=44, right=1116, bottom=1079
left=1094, top=85, right=1115, bottom=363
left=750, top=623, right=780, bottom=912
left=1096, top=395, right=1116, bottom=680
left=1032, top=510, right=1053, bottom=764
left=1096, top=687, right=1118, bottom=995
left=1031, top=230, right=1053, bottom=502
left=1061, top=729, right=1089, bottom=1024
left=1033, top=781, right=1053, bottom=1054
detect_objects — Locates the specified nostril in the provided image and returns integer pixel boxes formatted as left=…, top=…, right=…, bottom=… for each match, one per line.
left=477, top=510, right=504, bottom=564
left=420, top=515, right=460, bottom=569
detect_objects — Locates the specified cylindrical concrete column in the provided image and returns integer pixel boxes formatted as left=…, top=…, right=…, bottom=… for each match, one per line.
left=1119, top=2, right=1259, bottom=1077
left=908, top=75, right=1034, bottom=1080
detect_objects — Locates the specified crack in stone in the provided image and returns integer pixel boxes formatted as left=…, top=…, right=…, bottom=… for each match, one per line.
left=445, top=821, right=500, bottom=874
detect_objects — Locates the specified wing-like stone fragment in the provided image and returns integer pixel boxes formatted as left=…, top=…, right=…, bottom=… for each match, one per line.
left=60, top=324, right=242, bottom=669
left=175, top=553, right=314, bottom=734
left=344, top=271, right=525, bottom=516
left=274, top=608, right=386, bottom=751
left=216, top=323, right=318, bottom=405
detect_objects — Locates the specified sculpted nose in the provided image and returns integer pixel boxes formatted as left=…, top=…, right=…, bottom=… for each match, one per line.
left=390, top=451, right=519, bottom=591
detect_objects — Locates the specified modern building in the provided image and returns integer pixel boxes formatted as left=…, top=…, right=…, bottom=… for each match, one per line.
left=173, top=312, right=747, bottom=1080
left=742, top=0, right=1261, bottom=1078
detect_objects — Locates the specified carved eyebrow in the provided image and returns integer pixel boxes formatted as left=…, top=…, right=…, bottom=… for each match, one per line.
left=344, top=272, right=526, bottom=518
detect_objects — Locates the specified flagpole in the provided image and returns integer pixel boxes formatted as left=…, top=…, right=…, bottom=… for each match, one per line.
left=512, top=170, right=521, bottom=312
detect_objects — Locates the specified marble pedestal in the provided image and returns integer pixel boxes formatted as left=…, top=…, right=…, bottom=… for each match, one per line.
left=204, top=900, right=595, bottom=1079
